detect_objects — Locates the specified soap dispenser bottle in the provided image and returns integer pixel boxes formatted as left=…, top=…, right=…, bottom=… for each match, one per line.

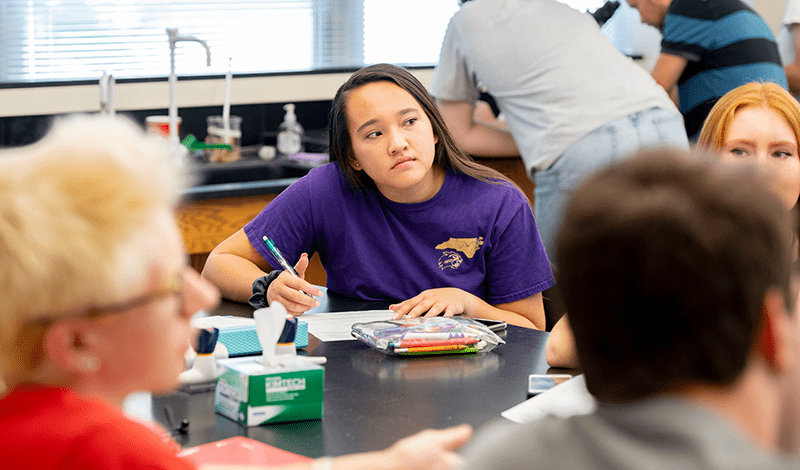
left=276, top=103, right=304, bottom=157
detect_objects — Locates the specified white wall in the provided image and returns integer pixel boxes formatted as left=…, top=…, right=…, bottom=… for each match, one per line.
left=0, top=68, right=435, bottom=119
left=757, top=0, right=786, bottom=34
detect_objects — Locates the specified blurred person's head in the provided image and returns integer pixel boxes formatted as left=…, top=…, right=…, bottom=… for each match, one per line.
left=698, top=82, right=800, bottom=210
left=0, top=115, right=219, bottom=404
left=626, top=0, right=671, bottom=29
left=557, top=150, right=800, bottom=450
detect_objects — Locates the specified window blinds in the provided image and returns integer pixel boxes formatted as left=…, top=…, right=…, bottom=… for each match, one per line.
left=0, top=0, right=460, bottom=84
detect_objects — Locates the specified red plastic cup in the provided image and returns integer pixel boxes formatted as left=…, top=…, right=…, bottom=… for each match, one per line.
left=145, top=115, right=181, bottom=137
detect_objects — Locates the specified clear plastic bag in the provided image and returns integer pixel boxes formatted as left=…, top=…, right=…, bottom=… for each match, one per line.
left=351, top=317, right=505, bottom=356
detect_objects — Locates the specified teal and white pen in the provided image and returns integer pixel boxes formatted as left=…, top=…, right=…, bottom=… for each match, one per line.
left=263, top=236, right=315, bottom=298
left=264, top=236, right=299, bottom=275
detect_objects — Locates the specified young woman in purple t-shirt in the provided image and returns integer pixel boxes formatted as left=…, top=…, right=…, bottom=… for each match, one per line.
left=202, top=64, right=554, bottom=329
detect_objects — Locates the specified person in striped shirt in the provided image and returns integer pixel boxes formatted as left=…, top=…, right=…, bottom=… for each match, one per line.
left=628, top=0, right=788, bottom=139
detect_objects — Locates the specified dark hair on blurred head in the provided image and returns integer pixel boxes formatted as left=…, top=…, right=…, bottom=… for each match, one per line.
left=557, top=149, right=795, bottom=402
left=327, top=63, right=517, bottom=193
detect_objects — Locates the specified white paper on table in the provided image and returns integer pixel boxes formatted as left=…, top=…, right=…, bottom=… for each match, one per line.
left=301, top=309, right=394, bottom=341
left=501, top=374, right=596, bottom=424
left=192, top=315, right=255, bottom=329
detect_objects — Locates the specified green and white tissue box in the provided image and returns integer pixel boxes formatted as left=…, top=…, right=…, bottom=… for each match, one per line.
left=214, top=356, right=324, bottom=426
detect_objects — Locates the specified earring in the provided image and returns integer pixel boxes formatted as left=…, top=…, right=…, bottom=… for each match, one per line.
left=77, top=356, right=101, bottom=373
left=354, top=162, right=360, bottom=168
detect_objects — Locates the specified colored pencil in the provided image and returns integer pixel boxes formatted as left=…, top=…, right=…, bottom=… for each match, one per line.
left=396, top=346, right=479, bottom=356
left=393, top=344, right=473, bottom=353
left=390, top=337, right=478, bottom=349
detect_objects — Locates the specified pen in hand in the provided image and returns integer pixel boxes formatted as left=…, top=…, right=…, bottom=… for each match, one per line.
left=263, top=236, right=316, bottom=299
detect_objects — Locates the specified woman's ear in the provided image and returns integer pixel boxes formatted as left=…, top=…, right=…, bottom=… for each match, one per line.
left=350, top=158, right=362, bottom=171
left=43, top=320, right=103, bottom=374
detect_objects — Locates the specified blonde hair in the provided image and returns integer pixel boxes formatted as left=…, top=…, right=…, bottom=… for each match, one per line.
left=697, top=82, right=800, bottom=152
left=0, top=114, right=181, bottom=381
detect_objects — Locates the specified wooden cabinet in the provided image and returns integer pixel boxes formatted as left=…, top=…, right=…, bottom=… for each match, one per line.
left=177, top=157, right=533, bottom=286
left=474, top=156, right=535, bottom=201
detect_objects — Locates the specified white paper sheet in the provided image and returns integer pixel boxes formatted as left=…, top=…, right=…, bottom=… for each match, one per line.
left=301, top=309, right=395, bottom=341
left=501, top=374, right=596, bottom=424
left=191, top=315, right=255, bottom=329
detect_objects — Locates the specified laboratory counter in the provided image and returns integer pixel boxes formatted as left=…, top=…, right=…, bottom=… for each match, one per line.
left=125, top=290, right=569, bottom=458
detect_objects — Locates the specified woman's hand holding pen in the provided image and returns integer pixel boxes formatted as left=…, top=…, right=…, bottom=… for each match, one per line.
left=266, top=253, right=322, bottom=315
left=389, top=288, right=476, bottom=320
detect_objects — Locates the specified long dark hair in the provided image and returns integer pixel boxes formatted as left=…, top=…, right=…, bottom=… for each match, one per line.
left=328, top=63, right=519, bottom=194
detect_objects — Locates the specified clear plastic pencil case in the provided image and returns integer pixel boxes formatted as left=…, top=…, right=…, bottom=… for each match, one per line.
left=351, top=317, right=505, bottom=356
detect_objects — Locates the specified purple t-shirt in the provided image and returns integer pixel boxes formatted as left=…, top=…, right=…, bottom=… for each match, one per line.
left=244, top=163, right=554, bottom=304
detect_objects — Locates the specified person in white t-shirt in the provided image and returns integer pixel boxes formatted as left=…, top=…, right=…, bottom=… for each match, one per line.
left=430, top=0, right=689, bottom=263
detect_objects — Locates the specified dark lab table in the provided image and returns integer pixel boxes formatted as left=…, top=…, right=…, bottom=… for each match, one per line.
left=133, top=289, right=558, bottom=458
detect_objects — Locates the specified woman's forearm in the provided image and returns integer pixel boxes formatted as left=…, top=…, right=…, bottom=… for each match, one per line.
left=202, top=251, right=269, bottom=303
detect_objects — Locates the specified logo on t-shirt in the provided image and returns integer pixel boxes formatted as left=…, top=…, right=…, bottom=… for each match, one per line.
left=435, top=237, right=484, bottom=270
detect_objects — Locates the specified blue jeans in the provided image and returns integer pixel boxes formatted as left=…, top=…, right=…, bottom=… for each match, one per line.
left=534, top=107, right=689, bottom=265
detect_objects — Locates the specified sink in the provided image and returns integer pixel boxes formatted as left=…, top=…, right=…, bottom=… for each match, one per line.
left=189, top=155, right=310, bottom=186
left=182, top=131, right=330, bottom=199
left=188, top=142, right=325, bottom=185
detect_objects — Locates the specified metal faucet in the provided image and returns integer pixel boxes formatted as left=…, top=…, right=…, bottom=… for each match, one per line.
left=99, top=71, right=115, bottom=116
left=166, top=28, right=211, bottom=147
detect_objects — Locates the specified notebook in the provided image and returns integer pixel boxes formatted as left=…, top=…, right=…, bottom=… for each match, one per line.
left=179, top=436, right=312, bottom=467
left=501, top=374, right=596, bottom=423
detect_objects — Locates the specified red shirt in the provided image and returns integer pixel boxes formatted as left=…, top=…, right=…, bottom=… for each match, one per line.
left=0, top=385, right=195, bottom=470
